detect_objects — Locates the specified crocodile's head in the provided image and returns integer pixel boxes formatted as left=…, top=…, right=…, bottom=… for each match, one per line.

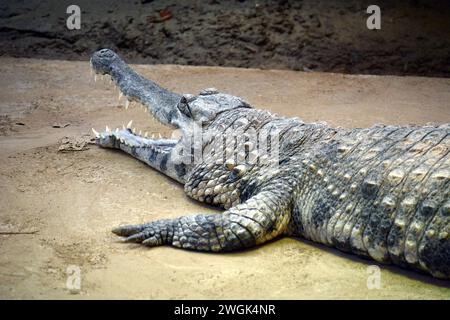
left=90, top=49, right=267, bottom=207
left=91, top=49, right=250, bottom=129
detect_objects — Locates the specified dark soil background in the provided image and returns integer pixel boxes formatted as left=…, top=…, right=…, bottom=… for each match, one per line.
left=1, top=0, right=449, bottom=77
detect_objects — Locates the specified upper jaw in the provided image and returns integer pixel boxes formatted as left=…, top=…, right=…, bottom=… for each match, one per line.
left=90, top=49, right=185, bottom=131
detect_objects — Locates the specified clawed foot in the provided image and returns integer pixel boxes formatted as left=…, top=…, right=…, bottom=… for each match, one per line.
left=112, top=220, right=174, bottom=247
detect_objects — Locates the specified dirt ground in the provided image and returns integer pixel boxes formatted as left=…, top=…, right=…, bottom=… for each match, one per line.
left=0, top=57, right=449, bottom=299
left=1, top=0, right=450, bottom=77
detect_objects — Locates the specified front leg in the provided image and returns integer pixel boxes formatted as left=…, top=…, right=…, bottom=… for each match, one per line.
left=112, top=190, right=292, bottom=252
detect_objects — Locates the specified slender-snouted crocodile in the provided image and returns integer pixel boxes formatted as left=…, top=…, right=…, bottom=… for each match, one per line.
left=90, top=49, right=450, bottom=279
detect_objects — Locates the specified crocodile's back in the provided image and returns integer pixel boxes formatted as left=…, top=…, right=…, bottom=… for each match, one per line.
left=290, top=124, right=450, bottom=278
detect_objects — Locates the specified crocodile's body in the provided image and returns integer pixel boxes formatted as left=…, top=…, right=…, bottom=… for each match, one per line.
left=90, top=49, right=450, bottom=279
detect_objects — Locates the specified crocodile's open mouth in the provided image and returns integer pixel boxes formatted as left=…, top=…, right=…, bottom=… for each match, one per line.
left=89, top=68, right=180, bottom=147
left=89, top=49, right=186, bottom=152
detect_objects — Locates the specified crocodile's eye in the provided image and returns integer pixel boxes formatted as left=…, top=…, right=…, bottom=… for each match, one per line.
left=178, top=94, right=195, bottom=118
left=177, top=101, right=191, bottom=118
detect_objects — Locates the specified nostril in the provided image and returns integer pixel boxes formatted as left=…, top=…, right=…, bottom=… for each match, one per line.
left=99, top=49, right=108, bottom=54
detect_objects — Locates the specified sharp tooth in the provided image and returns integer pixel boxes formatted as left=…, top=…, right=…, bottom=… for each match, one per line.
left=125, top=100, right=130, bottom=109
left=106, top=125, right=110, bottom=132
left=132, top=127, right=136, bottom=134
left=144, top=132, right=148, bottom=137
left=120, top=138, right=124, bottom=143
left=119, top=92, right=123, bottom=100
left=91, top=128, right=100, bottom=137
left=115, top=128, right=119, bottom=133
left=139, top=130, right=142, bottom=136
left=127, top=120, right=133, bottom=129
left=158, top=133, right=162, bottom=139
left=94, top=74, right=97, bottom=82
left=151, top=134, right=155, bottom=139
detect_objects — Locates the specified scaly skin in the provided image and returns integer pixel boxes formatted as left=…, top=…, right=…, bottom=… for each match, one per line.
left=90, top=49, right=450, bottom=279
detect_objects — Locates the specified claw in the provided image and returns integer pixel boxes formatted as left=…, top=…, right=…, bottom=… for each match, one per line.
left=122, top=233, right=144, bottom=243
left=130, top=229, right=155, bottom=243
left=112, top=223, right=149, bottom=236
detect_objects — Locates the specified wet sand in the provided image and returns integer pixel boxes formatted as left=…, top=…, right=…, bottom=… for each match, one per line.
left=1, top=0, right=450, bottom=77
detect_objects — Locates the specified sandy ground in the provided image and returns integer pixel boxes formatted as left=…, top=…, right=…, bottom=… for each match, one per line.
left=0, top=57, right=449, bottom=299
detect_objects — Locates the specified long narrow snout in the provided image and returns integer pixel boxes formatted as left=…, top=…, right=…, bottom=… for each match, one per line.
left=90, top=49, right=184, bottom=128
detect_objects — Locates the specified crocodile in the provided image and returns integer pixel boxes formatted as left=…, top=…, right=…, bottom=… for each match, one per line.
left=90, top=49, right=450, bottom=279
